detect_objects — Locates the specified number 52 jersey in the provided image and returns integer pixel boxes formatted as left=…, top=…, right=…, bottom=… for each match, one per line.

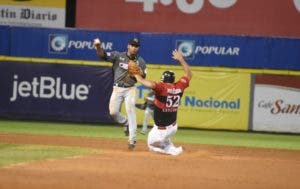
left=153, top=76, right=190, bottom=126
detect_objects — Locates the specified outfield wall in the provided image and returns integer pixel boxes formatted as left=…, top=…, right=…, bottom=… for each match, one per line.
left=252, top=75, right=300, bottom=133
left=0, top=60, right=114, bottom=124
left=1, top=26, right=300, bottom=70
left=1, top=59, right=300, bottom=133
left=76, top=0, right=300, bottom=38
left=135, top=68, right=251, bottom=131
left=0, top=26, right=299, bottom=133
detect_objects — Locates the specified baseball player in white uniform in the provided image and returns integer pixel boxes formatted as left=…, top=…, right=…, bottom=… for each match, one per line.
left=134, top=50, right=192, bottom=156
left=94, top=37, right=147, bottom=149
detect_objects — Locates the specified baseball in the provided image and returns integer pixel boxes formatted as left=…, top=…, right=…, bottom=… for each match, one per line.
left=93, top=38, right=100, bottom=45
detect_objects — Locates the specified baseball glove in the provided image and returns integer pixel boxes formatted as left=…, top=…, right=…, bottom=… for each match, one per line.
left=128, top=60, right=142, bottom=76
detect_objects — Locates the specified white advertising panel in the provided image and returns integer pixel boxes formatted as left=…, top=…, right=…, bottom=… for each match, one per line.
left=0, top=0, right=66, bottom=28
left=253, top=84, right=300, bottom=133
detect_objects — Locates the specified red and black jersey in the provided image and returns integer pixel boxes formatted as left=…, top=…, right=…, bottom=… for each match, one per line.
left=153, top=76, right=190, bottom=126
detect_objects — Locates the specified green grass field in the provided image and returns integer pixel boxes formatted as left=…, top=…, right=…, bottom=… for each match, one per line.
left=0, top=143, right=93, bottom=167
left=0, top=120, right=299, bottom=167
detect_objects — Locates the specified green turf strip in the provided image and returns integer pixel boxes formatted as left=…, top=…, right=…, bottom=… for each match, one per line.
left=0, top=120, right=300, bottom=150
left=0, top=120, right=123, bottom=138
left=176, top=129, right=300, bottom=150
left=0, top=143, right=93, bottom=167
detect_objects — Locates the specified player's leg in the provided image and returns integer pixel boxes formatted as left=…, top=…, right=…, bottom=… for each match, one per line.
left=163, top=124, right=183, bottom=155
left=147, top=125, right=180, bottom=155
left=141, top=107, right=151, bottom=134
left=147, top=126, right=166, bottom=153
left=109, top=87, right=127, bottom=124
left=124, top=87, right=137, bottom=148
left=150, top=109, right=154, bottom=118
left=148, top=124, right=182, bottom=155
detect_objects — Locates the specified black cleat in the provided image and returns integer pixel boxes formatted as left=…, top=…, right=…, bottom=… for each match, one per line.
left=128, top=144, right=135, bottom=150
left=128, top=141, right=136, bottom=150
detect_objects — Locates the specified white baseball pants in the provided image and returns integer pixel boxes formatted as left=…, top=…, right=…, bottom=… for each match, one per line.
left=109, top=86, right=137, bottom=144
left=147, top=123, right=183, bottom=156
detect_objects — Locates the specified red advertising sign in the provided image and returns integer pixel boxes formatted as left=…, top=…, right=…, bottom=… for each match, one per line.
left=76, top=0, right=300, bottom=38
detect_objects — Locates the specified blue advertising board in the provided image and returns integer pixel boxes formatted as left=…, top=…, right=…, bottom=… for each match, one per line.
left=0, top=61, right=114, bottom=123
left=4, top=26, right=300, bottom=70
left=142, top=34, right=268, bottom=69
left=10, top=26, right=140, bottom=61
left=0, top=25, right=10, bottom=55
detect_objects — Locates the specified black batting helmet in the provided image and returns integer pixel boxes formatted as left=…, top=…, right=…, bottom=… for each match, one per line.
left=161, top=71, right=175, bottom=83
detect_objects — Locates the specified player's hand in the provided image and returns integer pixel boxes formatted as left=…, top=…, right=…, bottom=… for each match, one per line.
left=172, top=49, right=184, bottom=62
left=93, top=38, right=101, bottom=49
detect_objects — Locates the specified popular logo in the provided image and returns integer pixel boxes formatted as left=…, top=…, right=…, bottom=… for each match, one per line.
left=176, top=40, right=196, bottom=60
left=48, top=34, right=113, bottom=54
left=176, top=39, right=240, bottom=59
left=49, top=34, right=68, bottom=54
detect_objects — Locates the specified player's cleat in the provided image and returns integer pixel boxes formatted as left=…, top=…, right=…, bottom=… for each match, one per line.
left=170, top=146, right=183, bottom=156
left=140, top=130, right=147, bottom=135
left=128, top=144, right=135, bottom=150
left=128, top=141, right=136, bottom=150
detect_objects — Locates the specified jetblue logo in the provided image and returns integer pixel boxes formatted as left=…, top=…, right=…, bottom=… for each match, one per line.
left=176, top=40, right=196, bottom=60
left=49, top=34, right=68, bottom=54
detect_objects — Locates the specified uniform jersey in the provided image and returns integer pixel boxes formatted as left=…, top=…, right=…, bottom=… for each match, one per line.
left=153, top=76, right=190, bottom=126
left=104, top=51, right=146, bottom=87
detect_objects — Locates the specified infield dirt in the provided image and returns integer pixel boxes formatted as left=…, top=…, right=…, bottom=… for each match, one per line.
left=0, top=133, right=299, bottom=189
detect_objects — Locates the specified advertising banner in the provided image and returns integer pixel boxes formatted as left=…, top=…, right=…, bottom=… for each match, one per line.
left=252, top=75, right=300, bottom=133
left=143, top=34, right=268, bottom=69
left=9, top=26, right=140, bottom=61
left=0, top=61, right=114, bottom=123
left=135, top=68, right=251, bottom=130
left=8, top=26, right=300, bottom=70
left=76, top=0, right=300, bottom=38
left=0, top=0, right=66, bottom=28
left=0, top=25, right=9, bottom=55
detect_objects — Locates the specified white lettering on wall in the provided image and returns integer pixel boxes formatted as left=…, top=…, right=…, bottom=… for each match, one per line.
left=294, top=0, right=300, bottom=12
left=10, top=75, right=90, bottom=102
left=125, top=0, right=237, bottom=14
left=125, top=0, right=300, bottom=13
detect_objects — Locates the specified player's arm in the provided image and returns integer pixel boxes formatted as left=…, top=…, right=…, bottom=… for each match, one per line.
left=139, top=58, right=147, bottom=78
left=172, top=49, right=192, bottom=80
left=93, top=38, right=106, bottom=59
left=134, top=75, right=156, bottom=89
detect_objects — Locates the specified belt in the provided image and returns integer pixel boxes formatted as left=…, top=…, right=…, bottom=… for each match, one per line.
left=157, top=122, right=176, bottom=130
left=114, top=83, right=132, bottom=88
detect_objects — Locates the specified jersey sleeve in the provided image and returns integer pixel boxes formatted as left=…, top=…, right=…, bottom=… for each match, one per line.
left=153, top=82, right=164, bottom=94
left=176, top=76, right=190, bottom=90
left=138, top=57, right=147, bottom=78
left=105, top=51, right=119, bottom=63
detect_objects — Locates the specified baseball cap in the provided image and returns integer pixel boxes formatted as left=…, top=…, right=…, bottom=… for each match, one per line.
left=128, top=38, right=140, bottom=47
